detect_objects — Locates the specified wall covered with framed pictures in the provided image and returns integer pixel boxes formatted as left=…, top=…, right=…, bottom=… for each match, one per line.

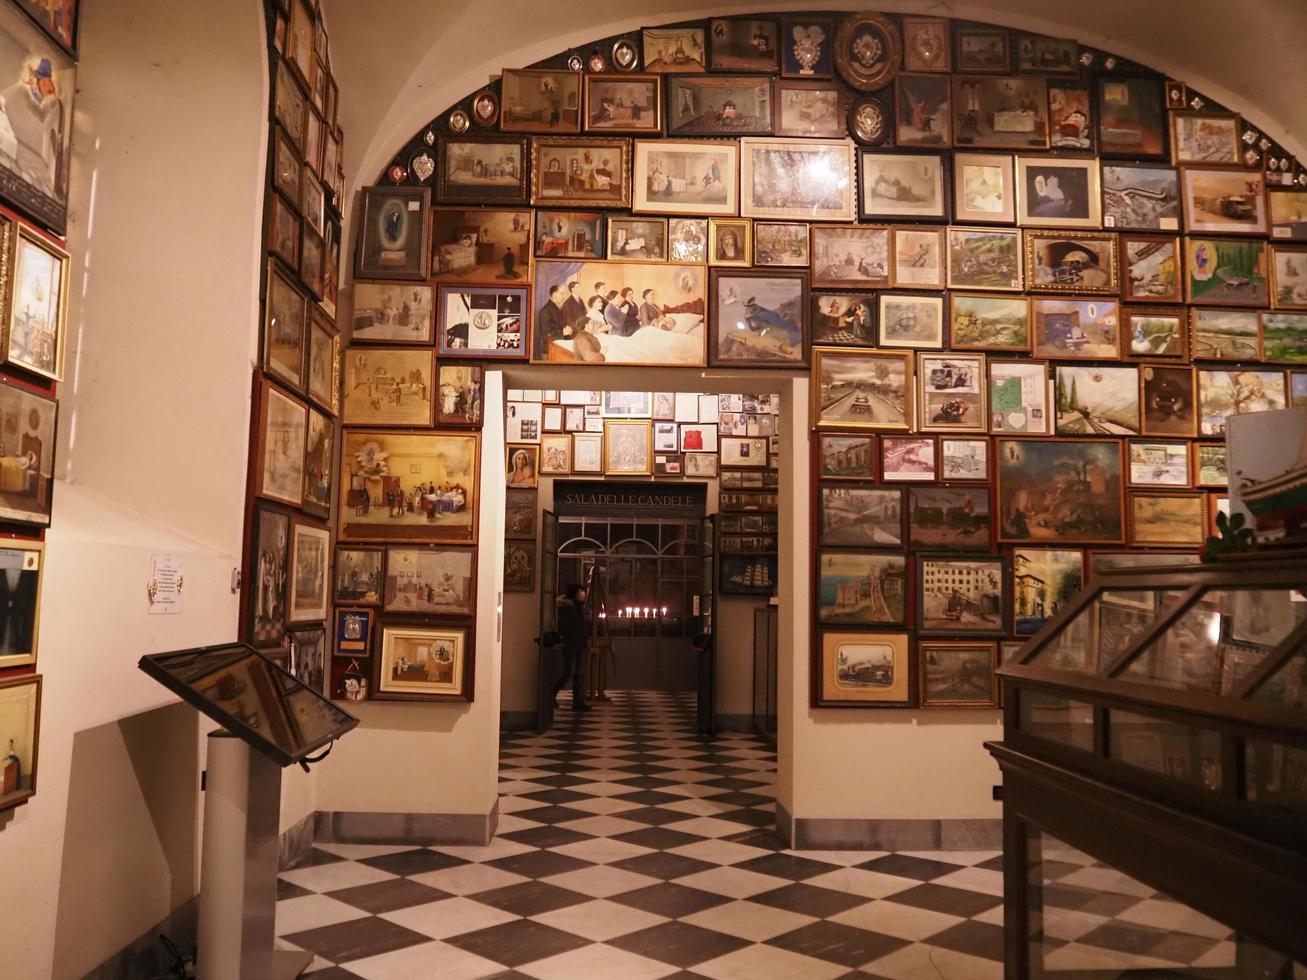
left=355, top=10, right=1307, bottom=721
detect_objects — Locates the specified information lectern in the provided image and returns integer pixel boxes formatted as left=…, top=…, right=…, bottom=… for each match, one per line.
left=140, top=643, right=358, bottom=980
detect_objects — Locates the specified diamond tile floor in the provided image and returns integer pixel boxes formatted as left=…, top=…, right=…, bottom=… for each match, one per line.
left=276, top=691, right=1235, bottom=978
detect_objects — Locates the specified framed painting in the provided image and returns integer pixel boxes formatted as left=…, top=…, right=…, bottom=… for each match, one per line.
left=941, top=437, right=990, bottom=482
left=1101, top=164, right=1181, bottom=231
left=288, top=520, right=330, bottom=623
left=814, top=630, right=913, bottom=708
left=918, top=352, right=987, bottom=432
left=604, top=420, right=652, bottom=475
left=667, top=218, right=708, bottom=263
left=860, top=153, right=946, bottom=221
left=1127, top=440, right=1191, bottom=488
left=504, top=540, right=536, bottom=592
left=499, top=69, right=582, bottom=133
left=1193, top=443, right=1228, bottom=488
left=539, top=433, right=572, bottom=475
left=1129, top=491, right=1207, bottom=547
left=0, top=675, right=40, bottom=812
left=753, top=221, right=808, bottom=266
left=952, top=76, right=1049, bottom=150
left=811, top=292, right=876, bottom=347
left=1054, top=364, right=1140, bottom=436
left=584, top=75, right=661, bottom=133
left=354, top=186, right=431, bottom=281
left=1139, top=363, right=1197, bottom=437
left=950, top=293, right=1029, bottom=351
left=506, top=444, right=538, bottom=488
left=1047, top=82, right=1093, bottom=152
left=342, top=347, right=434, bottom=427
left=255, top=378, right=307, bottom=508
left=266, top=191, right=299, bottom=270
left=1260, top=312, right=1307, bottom=364
left=535, top=210, right=604, bottom=259
left=1185, top=237, right=1268, bottom=307
left=1016, top=156, right=1101, bottom=227
left=504, top=487, right=537, bottom=539
left=902, top=17, right=949, bottom=72
left=275, top=59, right=307, bottom=154
left=531, top=137, right=632, bottom=209
left=882, top=435, right=937, bottom=482
left=302, top=408, right=334, bottom=518
left=919, top=642, right=999, bottom=707
left=879, top=294, right=945, bottom=349
left=810, top=347, right=913, bottom=431
left=1031, top=298, right=1120, bottom=359
left=335, top=546, right=383, bottom=606
left=817, top=551, right=907, bottom=627
left=666, top=75, right=773, bottom=137
left=436, top=137, right=529, bottom=204
left=818, top=484, right=901, bottom=547
left=989, top=359, right=1050, bottom=434
left=532, top=260, right=706, bottom=366
left=895, top=74, right=952, bottom=148
left=774, top=79, right=844, bottom=138
left=437, top=364, right=483, bottom=427
left=708, top=218, right=751, bottom=266
left=918, top=556, right=1007, bottom=636
left=1122, top=307, right=1187, bottom=359
left=374, top=624, right=472, bottom=702
left=709, top=18, right=779, bottom=72
left=249, top=505, right=291, bottom=645
left=383, top=546, right=475, bottom=616
left=1197, top=369, right=1286, bottom=436
left=436, top=285, right=528, bottom=360
left=1181, top=167, right=1267, bottom=236
left=352, top=283, right=434, bottom=345
left=1024, top=230, right=1119, bottom=293
left=608, top=216, right=668, bottom=261
left=954, top=24, right=1009, bottom=72
left=1012, top=548, right=1084, bottom=634
left=952, top=152, right=1015, bottom=224
left=300, top=225, right=324, bottom=298
left=1122, top=235, right=1182, bottom=303
left=1171, top=111, right=1241, bottom=165
left=892, top=226, right=947, bottom=289
left=632, top=139, right=738, bottom=217
left=338, top=431, right=480, bottom=543
left=1270, top=245, right=1307, bottom=310
left=709, top=269, right=806, bottom=368
left=779, top=17, right=834, bottom=78
left=909, top=486, right=991, bottom=551
left=996, top=438, right=1125, bottom=544
left=947, top=227, right=1023, bottom=291
left=740, top=137, right=856, bottom=221
left=643, top=26, right=706, bottom=72
left=819, top=434, right=876, bottom=479
left=1096, top=76, right=1166, bottom=158
left=290, top=630, right=326, bottom=693
left=1269, top=190, right=1307, bottom=242
left=571, top=433, right=603, bottom=473
left=0, top=539, right=39, bottom=670
left=1190, top=308, right=1261, bottom=360
left=0, top=219, right=68, bottom=382
left=429, top=207, right=533, bottom=284
left=264, top=260, right=306, bottom=391
left=811, top=225, right=889, bottom=288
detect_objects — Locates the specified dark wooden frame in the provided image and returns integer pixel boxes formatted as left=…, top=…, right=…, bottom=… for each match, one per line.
left=287, top=517, right=331, bottom=624
left=0, top=673, right=40, bottom=813
left=811, top=629, right=916, bottom=708
left=253, top=375, right=308, bottom=508
left=583, top=74, right=663, bottom=134
left=817, top=483, right=904, bottom=549
left=665, top=75, right=775, bottom=138
left=381, top=544, right=478, bottom=616
left=772, top=78, right=847, bottom=138
left=916, top=553, right=1010, bottom=637
left=708, top=267, right=809, bottom=368
left=995, top=438, right=1126, bottom=545
left=918, top=640, right=999, bottom=707
left=334, top=545, right=385, bottom=606
left=907, top=484, right=993, bottom=552
left=333, top=607, right=375, bottom=659
left=1120, top=234, right=1184, bottom=303
left=436, top=136, right=530, bottom=205
left=372, top=620, right=476, bottom=702
left=353, top=186, right=432, bottom=281
left=1127, top=489, right=1208, bottom=547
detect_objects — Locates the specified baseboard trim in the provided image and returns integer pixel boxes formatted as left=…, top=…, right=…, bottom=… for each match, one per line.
left=781, top=815, right=1002, bottom=851
left=278, top=810, right=316, bottom=870
left=314, top=799, right=500, bottom=846
left=81, top=896, right=198, bottom=979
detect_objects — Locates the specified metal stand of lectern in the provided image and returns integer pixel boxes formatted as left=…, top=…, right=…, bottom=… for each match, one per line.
left=198, top=731, right=312, bottom=980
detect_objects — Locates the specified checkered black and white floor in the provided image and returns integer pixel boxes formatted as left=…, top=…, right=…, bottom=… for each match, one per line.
left=274, top=691, right=1236, bottom=979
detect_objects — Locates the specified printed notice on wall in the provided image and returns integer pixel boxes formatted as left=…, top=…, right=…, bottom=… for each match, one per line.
left=148, top=554, right=184, bottom=615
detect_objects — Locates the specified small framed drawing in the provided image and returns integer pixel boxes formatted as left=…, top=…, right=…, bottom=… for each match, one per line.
left=632, top=139, right=737, bottom=217
left=1097, top=76, right=1166, bottom=158
left=909, top=486, right=991, bottom=552
left=643, top=26, right=707, bottom=72
left=894, top=74, right=951, bottom=148
left=814, top=630, right=913, bottom=708
left=604, top=420, right=653, bottom=475
left=1189, top=308, right=1261, bottom=359
left=1171, top=111, right=1241, bottom=166
left=1054, top=365, right=1140, bottom=436
left=819, top=434, right=876, bottom=479
left=504, top=540, right=535, bottom=592
left=354, top=186, right=431, bottom=281
left=255, top=379, right=307, bottom=507
left=860, top=152, right=947, bottom=221
left=952, top=76, right=1049, bottom=150
left=653, top=453, right=683, bottom=476
left=352, top=282, right=435, bottom=345
left=666, top=75, right=773, bottom=137
left=919, top=641, right=998, bottom=707
left=709, top=269, right=807, bottom=368
left=1270, top=245, right=1307, bottom=310
left=952, top=152, right=1015, bottom=224
left=684, top=453, right=718, bottom=477
left=811, top=347, right=913, bottom=430
left=572, top=433, right=603, bottom=473
left=437, top=364, right=484, bottom=427
left=955, top=25, right=1009, bottom=72
left=1261, top=312, right=1307, bottom=364
left=1270, top=190, right=1307, bottom=242
left=1121, top=234, right=1183, bottom=304
left=940, top=437, right=990, bottom=481
left=505, top=401, right=543, bottom=443
left=602, top=391, right=652, bottom=418
left=539, top=433, right=572, bottom=475
left=710, top=19, right=779, bottom=72
left=343, top=348, right=435, bottom=427
left=891, top=226, right=947, bottom=289
left=0, top=218, right=69, bottom=382
left=535, top=210, right=604, bottom=259
left=878, top=294, right=945, bottom=349
left=812, top=292, right=876, bottom=347
left=1129, top=491, right=1207, bottom=547
left=374, top=624, right=473, bottom=702
left=918, top=352, right=987, bottom=432
left=1015, top=156, right=1102, bottom=228
left=1193, top=443, right=1228, bottom=487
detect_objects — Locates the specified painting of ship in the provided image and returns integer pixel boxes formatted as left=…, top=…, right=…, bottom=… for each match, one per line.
left=1229, top=409, right=1307, bottom=543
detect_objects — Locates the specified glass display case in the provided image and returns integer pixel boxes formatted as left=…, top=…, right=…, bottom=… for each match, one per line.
left=990, top=556, right=1307, bottom=978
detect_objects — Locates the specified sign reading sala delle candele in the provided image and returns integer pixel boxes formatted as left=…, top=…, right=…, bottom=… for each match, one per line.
left=553, top=480, right=707, bottom=518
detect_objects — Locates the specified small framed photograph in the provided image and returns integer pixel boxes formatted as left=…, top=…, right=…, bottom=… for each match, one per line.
left=909, top=486, right=992, bottom=552
left=1190, top=308, right=1261, bottom=360
left=1171, top=111, right=1241, bottom=166
left=1193, top=443, right=1228, bottom=488
left=709, top=218, right=752, bottom=266
left=819, top=434, right=876, bottom=479
left=919, top=642, right=999, bottom=707
left=710, top=269, right=806, bottom=368
left=535, top=210, right=604, bottom=259
left=952, top=153, right=1015, bottom=224
left=779, top=17, right=834, bottom=78
left=1097, top=76, right=1166, bottom=158
left=878, top=294, right=945, bottom=349
left=860, top=152, right=947, bottom=221
left=812, top=292, right=876, bottom=347
left=1121, top=235, right=1183, bottom=304
left=989, top=359, right=1051, bottom=434
left=632, top=139, right=737, bottom=216
left=1016, top=156, right=1101, bottom=227
left=1270, top=245, right=1307, bottom=310
left=255, top=379, right=307, bottom=507
left=1128, top=440, right=1191, bottom=487
left=1269, top=190, right=1307, bottom=242
left=817, top=551, right=907, bottom=626
left=374, top=624, right=472, bottom=702
left=354, top=186, right=430, bottom=281
left=684, top=452, right=718, bottom=477
left=710, top=18, right=779, bottom=71
left=1024, top=230, right=1119, bottom=293
left=720, top=436, right=768, bottom=468
left=666, top=75, right=773, bottom=137
left=532, top=137, right=633, bottom=209
left=814, top=630, right=913, bottom=708
left=608, top=216, right=668, bottom=260
left=811, top=225, right=889, bottom=288
left=334, top=608, right=375, bottom=659
left=1181, top=167, right=1268, bottom=236
left=1123, top=306, right=1188, bottom=359
left=383, top=546, right=475, bottom=616
left=604, top=420, right=653, bottom=475
left=539, top=433, right=572, bottom=475
left=811, top=347, right=913, bottom=430
left=436, top=285, right=528, bottom=360
left=336, top=546, right=384, bottom=607
left=940, top=438, right=990, bottom=482
left=288, top=521, right=330, bottom=623
left=952, top=76, right=1049, bottom=150
left=1185, top=238, right=1269, bottom=307
left=740, top=137, right=856, bottom=221
left=1012, top=548, right=1084, bottom=633
left=947, top=227, right=1023, bottom=291
left=1101, top=164, right=1180, bottom=231
left=563, top=405, right=586, bottom=431
left=954, top=25, right=1009, bottom=72
left=653, top=421, right=678, bottom=451
left=950, top=293, right=1029, bottom=351
left=774, top=79, right=844, bottom=138
left=1047, top=82, right=1094, bottom=151
left=754, top=221, right=809, bottom=267
left=892, top=226, right=947, bottom=289
left=343, top=348, right=434, bottom=427
left=882, top=435, right=937, bottom=482
left=506, top=444, right=539, bottom=488
left=918, top=352, right=987, bottom=432
left=602, top=391, right=652, bottom=418
left=1129, top=491, right=1207, bottom=547
left=0, top=675, right=41, bottom=812
left=571, top=432, right=603, bottom=473
left=584, top=75, right=661, bottom=133
left=894, top=73, right=952, bottom=148
left=668, top=218, right=708, bottom=263
left=918, top=555, right=1007, bottom=636
left=643, top=26, right=707, bottom=72
left=1031, top=297, right=1121, bottom=359
left=1261, top=312, right=1307, bottom=364
left=1054, top=364, right=1140, bottom=435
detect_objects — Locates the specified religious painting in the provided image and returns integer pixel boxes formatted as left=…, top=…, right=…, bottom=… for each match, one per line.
left=1122, top=307, right=1186, bottom=359
left=374, top=625, right=472, bottom=702
left=774, top=80, right=844, bottom=138
left=302, top=408, right=334, bottom=519
left=266, top=192, right=299, bottom=271
left=811, top=347, right=913, bottom=431
left=351, top=283, right=434, bottom=344
left=539, top=433, right=572, bottom=474
left=709, top=269, right=806, bottom=367
left=739, top=137, right=856, bottom=221
left=354, top=186, right=431, bottom=281
left=436, top=364, right=483, bottom=427
left=1031, top=298, right=1120, bottom=359
left=532, top=259, right=706, bottom=366
left=894, top=73, right=951, bottom=148
left=1054, top=365, right=1141, bottom=436
left=383, top=546, right=474, bottom=616
left=255, top=380, right=307, bottom=508
left=1185, top=237, right=1269, bottom=307
left=535, top=210, right=604, bottom=259
left=811, top=292, right=875, bottom=347
left=952, top=152, right=1015, bottom=224
left=504, top=540, right=535, bottom=592
left=335, top=546, right=383, bottom=606
left=531, top=137, right=632, bottom=209
left=892, top=226, right=946, bottom=289
left=811, top=225, right=889, bottom=288
left=708, top=218, right=751, bottom=266
left=779, top=18, right=833, bottom=78
left=429, top=207, right=533, bottom=284
left=815, top=630, right=912, bottom=707
left=584, top=75, right=662, bottom=133
left=436, top=285, right=528, bottom=359
left=902, top=17, right=949, bottom=72
left=878, top=294, right=944, bottom=349
left=709, top=18, right=779, bottom=72
left=436, top=137, right=529, bottom=204
left=996, top=438, right=1125, bottom=544
left=952, top=76, right=1049, bottom=150
left=949, top=294, right=1029, bottom=351
left=666, top=76, right=772, bottom=137
left=603, top=420, right=652, bottom=475
left=0, top=218, right=67, bottom=381
left=0, top=675, right=40, bottom=812
left=250, top=506, right=290, bottom=646
left=1101, top=164, right=1181, bottom=232
left=918, top=556, right=1006, bottom=636
left=1096, top=76, right=1166, bottom=158
left=342, top=347, right=434, bottom=427
left=608, top=216, right=668, bottom=260
left=643, top=26, right=706, bottom=72
left=817, top=551, right=907, bottom=626
left=275, top=59, right=306, bottom=153
left=288, top=521, right=330, bottom=623
left=909, top=486, right=991, bottom=551
left=339, top=431, right=480, bottom=543
left=859, top=153, right=946, bottom=221
left=505, top=444, right=538, bottom=488
left=941, top=437, right=990, bottom=482
left=264, top=261, right=306, bottom=391
left=499, top=69, right=582, bottom=132
left=629, top=139, right=738, bottom=217
left=919, top=642, right=997, bottom=708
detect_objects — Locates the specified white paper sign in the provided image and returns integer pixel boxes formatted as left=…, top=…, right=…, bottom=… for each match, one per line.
left=148, top=554, right=184, bottom=615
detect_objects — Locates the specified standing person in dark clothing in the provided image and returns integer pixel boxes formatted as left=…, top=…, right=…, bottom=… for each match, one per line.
left=555, top=583, right=590, bottom=710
